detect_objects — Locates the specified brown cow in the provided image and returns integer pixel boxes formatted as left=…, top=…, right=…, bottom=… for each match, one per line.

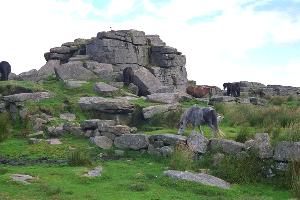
left=186, top=85, right=213, bottom=98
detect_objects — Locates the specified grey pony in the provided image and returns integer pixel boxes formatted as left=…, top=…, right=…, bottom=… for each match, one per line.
left=177, top=105, right=220, bottom=137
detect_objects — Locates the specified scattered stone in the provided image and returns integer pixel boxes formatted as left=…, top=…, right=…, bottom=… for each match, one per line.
left=274, top=141, right=300, bottom=161
left=11, top=174, right=34, bottom=184
left=160, top=146, right=174, bottom=157
left=33, top=118, right=47, bottom=131
left=81, top=119, right=102, bottom=130
left=114, top=134, right=149, bottom=150
left=209, top=96, right=236, bottom=104
left=28, top=131, right=44, bottom=139
left=164, top=170, right=230, bottom=189
left=92, top=136, right=113, bottom=149
left=247, top=133, right=273, bottom=159
left=37, top=60, right=60, bottom=81
left=63, top=124, right=83, bottom=136
left=84, top=166, right=102, bottom=177
left=47, top=125, right=65, bottom=137
left=85, top=61, right=113, bottom=81
left=60, top=113, right=76, bottom=122
left=213, top=153, right=225, bottom=166
left=93, top=82, right=119, bottom=96
left=209, top=139, right=245, bottom=154
left=64, top=80, right=87, bottom=89
left=98, top=125, right=135, bottom=136
left=187, top=131, right=209, bottom=154
left=16, top=69, right=38, bottom=81
left=28, top=138, right=44, bottom=144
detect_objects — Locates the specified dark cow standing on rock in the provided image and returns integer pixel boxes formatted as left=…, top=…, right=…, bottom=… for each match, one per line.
left=223, top=82, right=240, bottom=97
left=0, top=61, right=11, bottom=81
left=123, top=67, right=134, bottom=86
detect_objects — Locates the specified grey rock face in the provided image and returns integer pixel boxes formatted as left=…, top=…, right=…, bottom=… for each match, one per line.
left=146, top=92, right=191, bottom=104
left=98, top=125, right=135, bottom=136
left=81, top=119, right=103, bottom=130
left=142, top=103, right=180, bottom=119
left=47, top=125, right=66, bottom=137
left=128, top=83, right=139, bottom=95
left=84, top=166, right=102, bottom=177
left=59, top=113, right=76, bottom=122
left=93, top=82, right=118, bottom=96
left=3, top=92, right=52, bottom=103
left=84, top=61, right=113, bottom=81
left=50, top=46, right=71, bottom=54
left=92, top=136, right=113, bottom=149
left=251, top=133, right=273, bottom=159
left=146, top=35, right=166, bottom=46
left=209, top=139, right=245, bottom=154
left=54, top=61, right=97, bottom=81
left=11, top=174, right=34, bottom=184
left=69, top=55, right=91, bottom=62
left=187, top=131, right=209, bottom=154
left=114, top=134, right=149, bottom=150
left=150, top=46, right=186, bottom=68
left=78, top=97, right=135, bottom=114
left=274, top=141, right=300, bottom=161
left=16, top=69, right=38, bottom=81
left=149, top=134, right=187, bottom=147
left=164, top=170, right=231, bottom=189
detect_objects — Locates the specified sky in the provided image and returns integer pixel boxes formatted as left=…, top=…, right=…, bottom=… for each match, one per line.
left=0, top=0, right=300, bottom=88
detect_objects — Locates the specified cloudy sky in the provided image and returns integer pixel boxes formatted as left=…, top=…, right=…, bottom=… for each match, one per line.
left=0, top=0, right=300, bottom=88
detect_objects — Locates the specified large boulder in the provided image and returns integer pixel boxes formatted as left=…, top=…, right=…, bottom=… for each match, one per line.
left=81, top=119, right=115, bottom=130
left=37, top=60, right=60, bottom=81
left=64, top=80, right=87, bottom=89
left=93, top=82, right=118, bottom=96
left=92, top=136, right=113, bottom=149
left=245, top=133, right=273, bottom=159
left=84, top=61, right=113, bottom=81
left=142, top=104, right=180, bottom=119
left=16, top=69, right=38, bottom=81
left=131, top=67, right=167, bottom=95
left=98, top=125, right=136, bottom=136
left=164, top=170, right=230, bottom=189
left=187, top=131, right=209, bottom=154
left=209, top=139, right=245, bottom=154
left=274, top=141, right=300, bottom=161
left=78, top=97, right=135, bottom=114
left=54, top=61, right=97, bottom=81
left=146, top=92, right=191, bottom=104
left=114, top=134, right=149, bottom=150
left=149, top=134, right=187, bottom=147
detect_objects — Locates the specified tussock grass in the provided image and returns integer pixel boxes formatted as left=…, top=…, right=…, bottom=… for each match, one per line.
left=0, top=112, right=11, bottom=142
left=169, top=144, right=194, bottom=171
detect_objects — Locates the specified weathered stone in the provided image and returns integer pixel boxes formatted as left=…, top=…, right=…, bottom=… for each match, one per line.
left=274, top=141, right=300, bottom=161
left=212, top=153, right=225, bottom=166
left=3, top=92, right=52, bottom=103
left=248, top=133, right=273, bottom=159
left=209, top=96, right=236, bottom=104
left=150, top=46, right=186, bottom=68
left=114, top=134, right=149, bottom=150
left=81, top=119, right=103, bottom=130
left=47, top=125, right=65, bottom=137
left=46, top=138, right=62, bottom=145
left=37, top=60, right=60, bottom=80
left=209, top=139, right=245, bottom=154
left=97, top=120, right=117, bottom=129
left=187, top=131, right=209, bottom=154
left=98, top=125, right=136, bottom=136
left=92, top=136, right=113, bottom=149
left=85, top=61, right=113, bottom=81
left=28, top=138, right=44, bottom=144
left=148, top=144, right=162, bottom=156
left=64, top=80, right=87, bottom=89
left=59, top=113, right=76, bottom=122
left=28, top=131, right=44, bottom=139
left=149, top=134, right=187, bottom=146
left=164, top=170, right=230, bottom=189
left=146, top=92, right=191, bottom=104
left=84, top=166, right=102, bottom=177
left=128, top=83, right=139, bottom=95
left=63, top=124, right=83, bottom=136
left=109, top=82, right=124, bottom=89
left=114, top=150, right=125, bottom=156
left=78, top=97, right=135, bottom=114
left=101, top=131, right=116, bottom=141
left=11, top=174, right=34, bottom=184
left=50, top=46, right=71, bottom=54
left=131, top=67, right=166, bottom=95
left=16, top=69, right=38, bottom=81
left=250, top=97, right=267, bottom=106
left=142, top=103, right=180, bottom=119
left=160, top=146, right=174, bottom=157
left=54, top=61, right=97, bottom=81
left=146, top=35, right=166, bottom=46
left=8, top=72, right=18, bottom=80
left=93, top=82, right=118, bottom=96
left=69, top=55, right=91, bottom=62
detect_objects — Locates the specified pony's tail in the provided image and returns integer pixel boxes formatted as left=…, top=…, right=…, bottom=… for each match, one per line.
left=211, top=109, right=225, bottom=138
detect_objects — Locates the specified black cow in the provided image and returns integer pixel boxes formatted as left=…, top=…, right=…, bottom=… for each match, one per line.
left=0, top=61, right=11, bottom=81
left=123, top=67, right=134, bottom=86
left=223, top=82, right=240, bottom=97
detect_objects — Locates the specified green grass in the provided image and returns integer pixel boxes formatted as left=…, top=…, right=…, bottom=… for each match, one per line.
left=0, top=155, right=292, bottom=200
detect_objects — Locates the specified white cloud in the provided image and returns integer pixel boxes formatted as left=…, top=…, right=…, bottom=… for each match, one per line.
left=0, top=0, right=299, bottom=88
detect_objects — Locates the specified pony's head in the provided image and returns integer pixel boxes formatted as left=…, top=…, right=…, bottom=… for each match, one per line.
left=177, top=111, right=188, bottom=135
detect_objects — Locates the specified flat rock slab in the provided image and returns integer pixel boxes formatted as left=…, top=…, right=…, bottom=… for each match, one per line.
left=92, top=136, right=113, bottom=149
left=11, top=174, right=34, bottom=184
left=84, top=166, right=103, bottom=177
left=146, top=93, right=191, bottom=104
left=60, top=113, right=76, bottom=122
left=209, top=138, right=245, bottom=154
left=114, top=134, right=149, bottom=150
left=187, top=131, right=209, bottom=154
left=93, top=82, right=118, bottom=96
left=3, top=92, right=52, bottom=103
left=142, top=104, right=180, bottom=119
left=164, top=170, right=230, bottom=189
left=55, top=61, right=98, bottom=81
left=46, top=138, right=62, bottom=145
left=149, top=134, right=187, bottom=147
left=78, top=97, right=135, bottom=114
left=274, top=141, right=300, bottom=161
